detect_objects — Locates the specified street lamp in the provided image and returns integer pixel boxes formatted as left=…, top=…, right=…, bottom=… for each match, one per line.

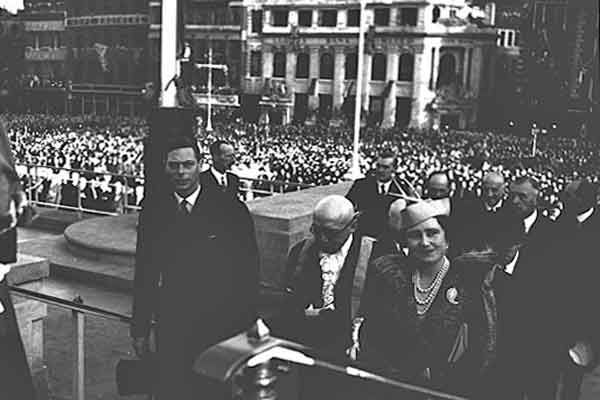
left=345, top=0, right=367, bottom=180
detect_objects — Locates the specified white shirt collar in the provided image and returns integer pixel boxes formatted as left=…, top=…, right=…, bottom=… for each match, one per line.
left=173, top=185, right=201, bottom=211
left=485, top=199, right=503, bottom=212
left=377, top=180, right=392, bottom=194
left=577, top=208, right=594, bottom=223
left=523, top=209, right=538, bottom=234
left=211, top=167, right=227, bottom=185
left=504, top=250, right=520, bottom=275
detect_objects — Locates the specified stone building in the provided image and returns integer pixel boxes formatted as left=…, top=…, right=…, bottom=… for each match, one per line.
left=64, top=0, right=149, bottom=116
left=147, top=0, right=244, bottom=117
left=16, top=0, right=67, bottom=113
left=241, top=0, right=497, bottom=129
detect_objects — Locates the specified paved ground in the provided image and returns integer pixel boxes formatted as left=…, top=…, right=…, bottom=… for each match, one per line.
left=16, top=228, right=145, bottom=400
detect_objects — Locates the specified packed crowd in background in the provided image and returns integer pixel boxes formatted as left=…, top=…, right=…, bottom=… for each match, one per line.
left=2, top=113, right=599, bottom=215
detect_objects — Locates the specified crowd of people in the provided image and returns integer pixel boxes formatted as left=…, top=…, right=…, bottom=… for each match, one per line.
left=3, top=113, right=599, bottom=216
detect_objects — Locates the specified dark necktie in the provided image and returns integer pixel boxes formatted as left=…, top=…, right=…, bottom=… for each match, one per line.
left=179, top=200, right=190, bottom=216
left=220, top=175, right=227, bottom=191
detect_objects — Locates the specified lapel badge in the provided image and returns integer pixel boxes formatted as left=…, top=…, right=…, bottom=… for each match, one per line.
left=446, top=287, right=459, bottom=305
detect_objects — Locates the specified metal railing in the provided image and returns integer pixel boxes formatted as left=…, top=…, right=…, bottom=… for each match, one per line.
left=9, top=284, right=468, bottom=400
left=16, top=163, right=315, bottom=216
left=9, top=286, right=133, bottom=400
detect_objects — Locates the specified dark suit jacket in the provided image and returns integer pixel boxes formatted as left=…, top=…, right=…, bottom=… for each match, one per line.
left=559, top=208, right=600, bottom=358
left=493, top=213, right=568, bottom=390
left=271, top=236, right=363, bottom=355
left=346, top=175, right=413, bottom=238
left=131, top=188, right=259, bottom=399
left=452, top=199, right=520, bottom=254
left=199, top=169, right=240, bottom=199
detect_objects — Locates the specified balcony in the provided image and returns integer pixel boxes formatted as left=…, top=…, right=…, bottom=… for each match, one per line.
left=25, top=47, right=67, bottom=61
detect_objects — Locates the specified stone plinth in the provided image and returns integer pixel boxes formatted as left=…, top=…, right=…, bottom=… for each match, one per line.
left=7, top=254, right=50, bottom=400
left=247, top=182, right=352, bottom=288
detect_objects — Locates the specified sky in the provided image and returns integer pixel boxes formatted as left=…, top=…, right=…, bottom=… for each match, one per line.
left=0, top=0, right=23, bottom=14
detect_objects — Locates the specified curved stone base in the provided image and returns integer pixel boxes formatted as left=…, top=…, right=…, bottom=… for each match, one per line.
left=63, top=215, right=137, bottom=267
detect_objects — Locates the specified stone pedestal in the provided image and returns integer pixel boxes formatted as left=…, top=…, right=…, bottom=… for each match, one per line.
left=7, top=254, right=50, bottom=400
left=247, top=182, right=352, bottom=288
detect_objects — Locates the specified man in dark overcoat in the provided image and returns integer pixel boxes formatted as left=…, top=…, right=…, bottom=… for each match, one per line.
left=493, top=176, right=569, bottom=399
left=131, top=136, right=260, bottom=399
left=346, top=150, right=414, bottom=238
left=453, top=171, right=520, bottom=254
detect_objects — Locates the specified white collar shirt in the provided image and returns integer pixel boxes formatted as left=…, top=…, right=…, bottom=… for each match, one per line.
left=485, top=200, right=503, bottom=213
left=377, top=180, right=392, bottom=195
left=211, top=167, right=227, bottom=187
left=577, top=208, right=594, bottom=224
left=504, top=250, right=520, bottom=275
left=523, top=209, right=538, bottom=234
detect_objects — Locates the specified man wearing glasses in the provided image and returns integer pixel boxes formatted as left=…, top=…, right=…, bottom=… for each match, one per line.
left=271, top=195, right=369, bottom=356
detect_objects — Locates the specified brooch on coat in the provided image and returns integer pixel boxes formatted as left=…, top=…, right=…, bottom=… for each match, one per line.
left=446, top=287, right=459, bottom=305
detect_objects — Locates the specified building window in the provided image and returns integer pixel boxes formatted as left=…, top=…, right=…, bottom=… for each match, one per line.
left=399, top=7, right=418, bottom=26
left=449, top=9, right=457, bottom=18
left=432, top=6, right=441, bottom=23
left=319, top=9, right=337, bottom=27
left=273, top=52, right=286, bottom=78
left=345, top=52, right=357, bottom=79
left=319, top=52, right=334, bottom=79
left=298, top=10, right=312, bottom=27
left=250, top=51, right=262, bottom=77
left=272, top=9, right=289, bottom=27
left=347, top=9, right=360, bottom=27
left=398, top=53, right=414, bottom=81
left=296, top=52, right=309, bottom=78
left=251, top=10, right=263, bottom=33
left=499, top=30, right=506, bottom=47
left=231, top=8, right=241, bottom=25
left=374, top=8, right=390, bottom=26
left=371, top=53, right=386, bottom=81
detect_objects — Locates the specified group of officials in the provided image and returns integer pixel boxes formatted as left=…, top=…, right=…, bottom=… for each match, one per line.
left=129, top=132, right=599, bottom=399
left=2, top=114, right=598, bottom=399
left=270, top=149, right=599, bottom=400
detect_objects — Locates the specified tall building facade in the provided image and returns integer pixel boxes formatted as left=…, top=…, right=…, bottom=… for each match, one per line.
left=148, top=0, right=244, bottom=117
left=241, top=0, right=497, bottom=129
left=64, top=0, right=149, bottom=116
left=16, top=0, right=67, bottom=113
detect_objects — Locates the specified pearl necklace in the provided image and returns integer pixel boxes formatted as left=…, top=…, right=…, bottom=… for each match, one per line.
left=413, top=258, right=450, bottom=315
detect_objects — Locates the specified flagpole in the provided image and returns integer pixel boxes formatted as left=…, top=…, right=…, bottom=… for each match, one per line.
left=160, top=0, right=178, bottom=108
left=346, top=0, right=366, bottom=180
left=206, top=43, right=214, bottom=132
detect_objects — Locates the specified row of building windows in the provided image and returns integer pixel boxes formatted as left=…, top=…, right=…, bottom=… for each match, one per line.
left=249, top=51, right=414, bottom=82
left=68, top=0, right=147, bottom=17
left=24, top=31, right=65, bottom=49
left=72, top=28, right=146, bottom=49
left=251, top=6, right=418, bottom=32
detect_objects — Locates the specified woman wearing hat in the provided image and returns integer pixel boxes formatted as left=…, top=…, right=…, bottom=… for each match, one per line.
left=357, top=198, right=498, bottom=399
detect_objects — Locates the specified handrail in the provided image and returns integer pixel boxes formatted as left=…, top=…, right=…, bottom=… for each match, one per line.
left=9, top=286, right=131, bottom=323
